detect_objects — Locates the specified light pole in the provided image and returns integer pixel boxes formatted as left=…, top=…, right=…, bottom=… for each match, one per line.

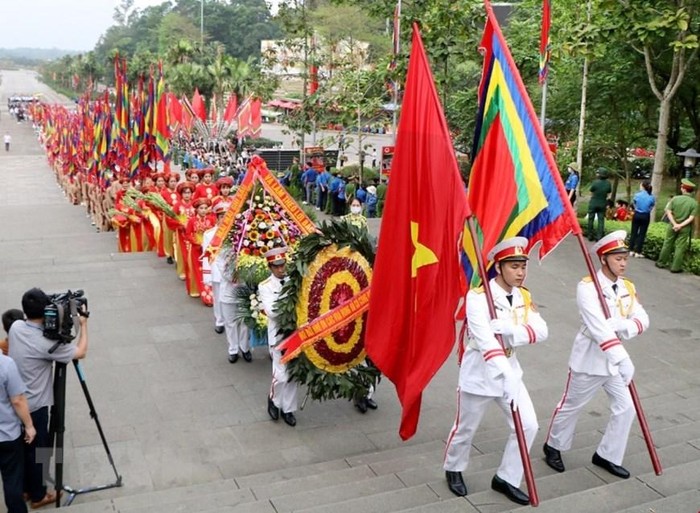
left=200, top=0, right=204, bottom=47
left=677, top=148, right=700, bottom=179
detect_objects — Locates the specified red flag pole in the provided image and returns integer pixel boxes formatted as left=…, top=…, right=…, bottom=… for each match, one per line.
left=465, top=216, right=539, bottom=507
left=572, top=232, right=662, bottom=475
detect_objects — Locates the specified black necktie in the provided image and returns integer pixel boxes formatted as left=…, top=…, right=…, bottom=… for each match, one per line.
left=506, top=294, right=513, bottom=306
left=612, top=283, right=618, bottom=295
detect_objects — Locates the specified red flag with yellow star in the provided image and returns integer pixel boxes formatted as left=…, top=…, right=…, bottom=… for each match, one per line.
left=364, top=24, right=470, bottom=441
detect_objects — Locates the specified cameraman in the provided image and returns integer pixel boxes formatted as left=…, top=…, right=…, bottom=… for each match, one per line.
left=8, top=288, right=89, bottom=509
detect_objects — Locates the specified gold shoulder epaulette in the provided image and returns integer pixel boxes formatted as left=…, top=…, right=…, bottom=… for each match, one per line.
left=260, top=276, right=272, bottom=286
left=581, top=276, right=593, bottom=283
left=473, top=286, right=485, bottom=294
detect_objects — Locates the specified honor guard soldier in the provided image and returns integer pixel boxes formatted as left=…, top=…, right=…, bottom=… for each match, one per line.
left=544, top=230, right=649, bottom=479
left=258, top=248, right=298, bottom=427
left=443, top=237, right=548, bottom=505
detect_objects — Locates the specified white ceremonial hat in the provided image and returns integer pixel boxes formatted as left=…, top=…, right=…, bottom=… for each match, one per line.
left=487, top=237, right=529, bottom=263
left=264, top=247, right=288, bottom=265
left=593, top=230, right=628, bottom=257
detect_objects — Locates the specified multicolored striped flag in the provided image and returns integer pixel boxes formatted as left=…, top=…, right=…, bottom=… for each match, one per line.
left=463, top=1, right=579, bottom=286
left=539, top=0, right=551, bottom=85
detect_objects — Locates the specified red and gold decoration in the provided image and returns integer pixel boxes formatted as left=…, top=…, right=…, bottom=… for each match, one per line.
left=276, top=220, right=380, bottom=402
left=282, top=246, right=371, bottom=373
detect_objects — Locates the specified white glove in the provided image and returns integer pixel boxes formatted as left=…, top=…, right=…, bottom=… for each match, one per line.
left=503, top=371, right=521, bottom=410
left=490, top=318, right=515, bottom=337
left=618, top=357, right=635, bottom=385
left=606, top=317, right=624, bottom=333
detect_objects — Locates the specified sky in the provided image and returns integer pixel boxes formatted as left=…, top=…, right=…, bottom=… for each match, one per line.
left=0, top=0, right=278, bottom=52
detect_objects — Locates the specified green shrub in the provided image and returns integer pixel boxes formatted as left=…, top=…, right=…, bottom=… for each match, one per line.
left=577, top=218, right=700, bottom=275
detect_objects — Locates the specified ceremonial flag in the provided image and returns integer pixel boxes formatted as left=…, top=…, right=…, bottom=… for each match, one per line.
left=539, top=0, right=551, bottom=84
left=222, top=94, right=238, bottom=124
left=191, top=88, right=207, bottom=122
left=154, top=66, right=170, bottom=162
left=167, top=93, right=183, bottom=128
left=237, top=97, right=262, bottom=139
left=364, top=24, right=470, bottom=441
left=210, top=93, right=218, bottom=124
left=463, top=1, right=579, bottom=287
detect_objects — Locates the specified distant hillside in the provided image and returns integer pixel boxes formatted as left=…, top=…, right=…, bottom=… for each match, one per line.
left=0, top=47, right=81, bottom=62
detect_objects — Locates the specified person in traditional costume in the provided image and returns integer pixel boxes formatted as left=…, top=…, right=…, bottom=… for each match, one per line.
left=194, top=167, right=219, bottom=201
left=185, top=197, right=216, bottom=305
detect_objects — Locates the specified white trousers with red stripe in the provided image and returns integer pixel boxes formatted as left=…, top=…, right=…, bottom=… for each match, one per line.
left=443, top=384, right=538, bottom=487
left=270, top=346, right=298, bottom=414
left=545, top=370, right=634, bottom=466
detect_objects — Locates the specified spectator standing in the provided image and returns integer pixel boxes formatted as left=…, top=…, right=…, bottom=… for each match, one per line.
left=629, top=181, right=655, bottom=258
left=587, top=168, right=612, bottom=241
left=564, top=163, right=580, bottom=206
left=656, top=179, right=698, bottom=273
left=365, top=185, right=378, bottom=218
left=0, top=352, right=36, bottom=513
left=4, top=132, right=11, bottom=152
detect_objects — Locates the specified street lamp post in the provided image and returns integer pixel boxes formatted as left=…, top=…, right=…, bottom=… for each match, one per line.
left=676, top=148, right=700, bottom=179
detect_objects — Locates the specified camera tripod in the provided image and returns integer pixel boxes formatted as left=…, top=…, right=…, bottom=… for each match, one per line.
left=49, top=359, right=123, bottom=507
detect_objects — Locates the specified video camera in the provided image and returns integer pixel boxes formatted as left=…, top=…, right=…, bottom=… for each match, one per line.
left=43, top=290, right=89, bottom=344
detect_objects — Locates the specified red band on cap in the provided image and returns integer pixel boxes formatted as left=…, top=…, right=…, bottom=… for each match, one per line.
left=494, top=246, right=527, bottom=262
left=597, top=239, right=626, bottom=256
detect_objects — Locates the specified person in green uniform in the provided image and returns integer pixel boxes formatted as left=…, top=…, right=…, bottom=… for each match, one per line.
left=376, top=178, right=388, bottom=217
left=656, top=179, right=698, bottom=273
left=344, top=176, right=357, bottom=213
left=587, top=167, right=612, bottom=241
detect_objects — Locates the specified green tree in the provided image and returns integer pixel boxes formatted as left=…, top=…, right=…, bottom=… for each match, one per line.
left=604, top=0, right=700, bottom=217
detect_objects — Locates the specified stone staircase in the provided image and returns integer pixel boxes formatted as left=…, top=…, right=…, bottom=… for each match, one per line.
left=54, top=388, right=700, bottom=513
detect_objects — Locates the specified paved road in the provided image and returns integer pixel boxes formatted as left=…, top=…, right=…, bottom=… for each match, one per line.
left=1, top=68, right=699, bottom=510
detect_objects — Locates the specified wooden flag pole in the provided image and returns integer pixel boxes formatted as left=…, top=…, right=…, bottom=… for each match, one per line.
left=465, top=216, right=539, bottom=506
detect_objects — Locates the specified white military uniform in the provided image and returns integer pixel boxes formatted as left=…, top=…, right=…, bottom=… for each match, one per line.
left=201, top=227, right=224, bottom=329
left=546, top=267, right=649, bottom=465
left=259, top=274, right=298, bottom=414
left=202, top=230, right=249, bottom=357
left=444, top=277, right=548, bottom=487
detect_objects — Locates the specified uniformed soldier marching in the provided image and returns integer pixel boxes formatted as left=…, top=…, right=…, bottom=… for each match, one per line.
left=258, top=248, right=298, bottom=427
left=443, top=237, right=548, bottom=505
left=544, top=230, right=649, bottom=479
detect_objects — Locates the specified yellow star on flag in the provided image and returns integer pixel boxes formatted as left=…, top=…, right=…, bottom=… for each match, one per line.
left=411, top=221, right=438, bottom=278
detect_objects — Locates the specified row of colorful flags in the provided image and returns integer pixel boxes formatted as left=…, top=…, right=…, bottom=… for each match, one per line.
left=33, top=60, right=263, bottom=188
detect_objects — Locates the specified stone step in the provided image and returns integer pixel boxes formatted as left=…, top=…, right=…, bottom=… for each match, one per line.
left=615, top=489, right=700, bottom=513
left=44, top=419, right=700, bottom=513
left=498, top=478, right=663, bottom=513
left=270, top=473, right=405, bottom=512
left=293, top=483, right=439, bottom=513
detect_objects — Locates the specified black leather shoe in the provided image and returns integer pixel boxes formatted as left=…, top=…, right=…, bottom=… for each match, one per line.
left=242, top=351, right=252, bottom=362
left=282, top=412, right=297, bottom=426
left=354, top=397, right=368, bottom=414
left=214, top=326, right=225, bottom=334
left=267, top=397, right=279, bottom=421
left=543, top=443, right=565, bottom=472
left=166, top=256, right=174, bottom=264
left=592, top=452, right=630, bottom=479
left=228, top=354, right=239, bottom=364
left=365, top=398, right=378, bottom=410
left=445, top=471, right=467, bottom=497
left=491, top=475, right=529, bottom=505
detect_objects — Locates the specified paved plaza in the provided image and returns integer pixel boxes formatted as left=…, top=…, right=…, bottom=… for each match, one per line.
left=1, top=69, right=700, bottom=512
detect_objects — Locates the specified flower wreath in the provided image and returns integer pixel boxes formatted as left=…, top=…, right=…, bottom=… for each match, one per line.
left=276, top=220, right=380, bottom=403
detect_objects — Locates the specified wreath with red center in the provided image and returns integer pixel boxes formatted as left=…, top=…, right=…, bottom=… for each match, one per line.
left=277, top=220, right=380, bottom=403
